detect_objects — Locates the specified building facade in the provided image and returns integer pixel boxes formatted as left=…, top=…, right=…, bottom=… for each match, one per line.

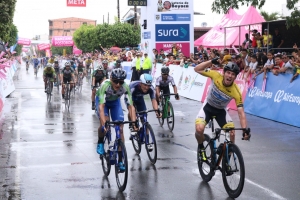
left=48, top=17, right=96, bottom=40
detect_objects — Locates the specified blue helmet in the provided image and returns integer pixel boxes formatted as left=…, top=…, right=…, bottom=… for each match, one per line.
left=111, top=68, right=127, bottom=80
left=140, top=73, right=153, bottom=85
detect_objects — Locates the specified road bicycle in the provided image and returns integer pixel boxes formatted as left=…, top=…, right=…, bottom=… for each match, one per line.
left=131, top=109, right=158, bottom=164
left=198, top=117, right=251, bottom=198
left=54, top=69, right=60, bottom=90
left=26, top=63, right=29, bottom=72
left=34, top=66, right=38, bottom=77
left=76, top=72, right=84, bottom=93
left=63, top=82, right=72, bottom=111
left=45, top=77, right=53, bottom=102
left=86, top=68, right=92, bottom=84
left=100, top=120, right=136, bottom=191
left=157, top=92, right=176, bottom=131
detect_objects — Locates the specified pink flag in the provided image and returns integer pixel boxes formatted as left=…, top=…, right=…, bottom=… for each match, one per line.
left=262, top=78, right=267, bottom=92
left=248, top=79, right=255, bottom=89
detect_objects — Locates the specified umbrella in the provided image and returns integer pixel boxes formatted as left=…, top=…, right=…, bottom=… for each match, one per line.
left=110, top=46, right=121, bottom=53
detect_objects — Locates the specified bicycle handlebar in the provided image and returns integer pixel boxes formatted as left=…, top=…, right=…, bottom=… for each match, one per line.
left=105, top=120, right=137, bottom=126
left=160, top=93, right=177, bottom=97
left=215, top=127, right=251, bottom=141
left=136, top=109, right=159, bottom=114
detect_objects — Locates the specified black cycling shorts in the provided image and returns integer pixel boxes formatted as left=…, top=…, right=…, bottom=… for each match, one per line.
left=63, top=77, right=72, bottom=83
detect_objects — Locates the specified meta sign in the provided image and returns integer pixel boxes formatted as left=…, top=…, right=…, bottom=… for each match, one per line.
left=155, top=24, right=190, bottom=42
left=67, top=0, right=86, bottom=7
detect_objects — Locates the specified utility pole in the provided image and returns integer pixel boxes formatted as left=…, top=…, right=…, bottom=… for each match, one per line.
left=134, top=5, right=137, bottom=27
left=117, top=0, right=120, bottom=22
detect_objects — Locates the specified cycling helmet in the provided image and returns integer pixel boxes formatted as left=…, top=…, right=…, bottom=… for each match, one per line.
left=97, top=65, right=104, bottom=70
left=102, top=60, right=108, bottom=64
left=70, top=60, right=74, bottom=65
left=140, top=74, right=153, bottom=85
left=72, top=57, right=75, bottom=61
left=65, top=61, right=71, bottom=66
left=116, top=59, right=122, bottom=64
left=88, top=57, right=91, bottom=59
left=223, top=62, right=240, bottom=75
left=111, top=68, right=127, bottom=80
left=46, top=63, right=52, bottom=68
left=161, top=66, right=170, bottom=74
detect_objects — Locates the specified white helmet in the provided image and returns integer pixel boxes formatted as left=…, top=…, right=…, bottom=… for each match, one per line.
left=140, top=73, right=153, bottom=85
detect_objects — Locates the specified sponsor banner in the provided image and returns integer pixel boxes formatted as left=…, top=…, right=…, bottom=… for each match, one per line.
left=157, top=14, right=191, bottom=21
left=153, top=63, right=207, bottom=101
left=51, top=36, right=74, bottom=47
left=37, top=44, right=50, bottom=51
left=244, top=72, right=300, bottom=127
left=120, top=62, right=132, bottom=84
left=142, top=32, right=151, bottom=39
left=22, top=48, right=28, bottom=52
left=157, top=1, right=190, bottom=12
left=17, top=38, right=31, bottom=45
left=155, top=24, right=190, bottom=42
left=67, top=0, right=86, bottom=7
left=156, top=42, right=190, bottom=57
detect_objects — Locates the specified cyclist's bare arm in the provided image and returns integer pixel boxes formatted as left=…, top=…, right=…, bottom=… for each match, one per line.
left=237, top=107, right=247, bottom=129
left=194, top=60, right=213, bottom=74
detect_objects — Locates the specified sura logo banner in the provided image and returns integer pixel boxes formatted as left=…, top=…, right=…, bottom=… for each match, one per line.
left=155, top=24, right=190, bottom=41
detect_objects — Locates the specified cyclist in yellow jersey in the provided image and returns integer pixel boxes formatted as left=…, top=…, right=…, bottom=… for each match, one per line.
left=43, top=63, right=56, bottom=92
left=194, top=59, right=250, bottom=161
left=85, top=57, right=93, bottom=69
left=48, top=56, right=55, bottom=64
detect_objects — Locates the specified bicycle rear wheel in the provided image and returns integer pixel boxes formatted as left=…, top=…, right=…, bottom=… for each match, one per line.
left=65, top=86, right=70, bottom=111
left=198, top=134, right=214, bottom=182
left=101, top=133, right=111, bottom=176
left=115, top=140, right=128, bottom=192
left=145, top=124, right=157, bottom=164
left=47, top=81, right=51, bottom=102
left=222, top=143, right=245, bottom=199
left=131, top=130, right=141, bottom=155
left=167, top=101, right=175, bottom=131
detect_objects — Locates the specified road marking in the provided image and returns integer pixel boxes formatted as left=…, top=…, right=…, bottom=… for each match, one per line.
left=174, top=110, right=185, bottom=117
left=245, top=178, right=287, bottom=200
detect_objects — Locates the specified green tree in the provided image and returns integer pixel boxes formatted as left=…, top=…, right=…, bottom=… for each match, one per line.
left=260, top=10, right=281, bottom=21
left=50, top=46, right=73, bottom=55
left=73, top=23, right=140, bottom=52
left=8, top=24, right=18, bottom=46
left=15, top=44, right=23, bottom=56
left=0, top=0, right=17, bottom=42
left=211, top=0, right=300, bottom=28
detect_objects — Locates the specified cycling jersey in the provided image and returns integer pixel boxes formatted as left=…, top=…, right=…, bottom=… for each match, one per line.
left=155, top=75, right=176, bottom=88
left=61, top=67, right=74, bottom=78
left=128, top=81, right=156, bottom=112
left=43, top=67, right=55, bottom=76
left=85, top=59, right=93, bottom=66
left=77, top=65, right=85, bottom=73
left=96, top=81, right=133, bottom=105
left=201, top=69, right=243, bottom=109
left=48, top=58, right=55, bottom=64
left=92, top=70, right=108, bottom=82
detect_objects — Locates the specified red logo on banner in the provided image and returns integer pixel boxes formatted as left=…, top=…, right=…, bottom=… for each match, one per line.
left=67, top=0, right=86, bottom=7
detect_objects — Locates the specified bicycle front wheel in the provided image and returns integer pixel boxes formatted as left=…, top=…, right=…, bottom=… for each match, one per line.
left=101, top=134, right=111, bottom=176
left=222, top=143, right=245, bottom=198
left=158, top=103, right=164, bottom=126
left=131, top=130, right=141, bottom=155
left=115, top=140, right=128, bottom=192
left=167, top=101, right=175, bottom=131
left=198, top=134, right=214, bottom=182
left=145, top=124, right=157, bottom=164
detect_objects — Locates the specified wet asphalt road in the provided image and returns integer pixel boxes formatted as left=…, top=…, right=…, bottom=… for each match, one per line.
left=0, top=63, right=300, bottom=200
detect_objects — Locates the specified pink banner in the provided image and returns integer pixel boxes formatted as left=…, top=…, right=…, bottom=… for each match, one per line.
left=22, top=48, right=28, bottom=52
left=156, top=42, right=190, bottom=57
left=38, top=44, right=50, bottom=51
left=73, top=45, right=82, bottom=55
left=51, top=36, right=74, bottom=47
left=67, top=0, right=86, bottom=7
left=17, top=38, right=31, bottom=45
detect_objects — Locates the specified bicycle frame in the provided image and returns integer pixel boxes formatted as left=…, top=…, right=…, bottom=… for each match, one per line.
left=160, top=93, right=176, bottom=118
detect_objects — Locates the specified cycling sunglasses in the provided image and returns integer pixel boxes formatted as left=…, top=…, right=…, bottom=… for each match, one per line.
left=162, top=73, right=169, bottom=76
left=112, top=79, right=124, bottom=85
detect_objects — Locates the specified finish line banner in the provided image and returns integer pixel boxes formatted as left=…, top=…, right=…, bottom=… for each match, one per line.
left=244, top=73, right=300, bottom=127
left=67, top=0, right=86, bottom=7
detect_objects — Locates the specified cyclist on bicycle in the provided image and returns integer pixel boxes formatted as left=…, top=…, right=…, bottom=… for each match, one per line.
left=126, top=73, right=161, bottom=139
left=85, top=56, right=93, bottom=70
left=53, top=59, right=60, bottom=86
left=96, top=69, right=138, bottom=170
left=102, top=60, right=109, bottom=71
left=91, top=65, right=108, bottom=110
left=114, top=59, right=122, bottom=69
left=155, top=67, right=180, bottom=105
left=48, top=56, right=55, bottom=64
left=33, top=56, right=39, bottom=74
left=43, top=63, right=56, bottom=92
left=194, top=60, right=250, bottom=161
left=60, top=62, right=75, bottom=99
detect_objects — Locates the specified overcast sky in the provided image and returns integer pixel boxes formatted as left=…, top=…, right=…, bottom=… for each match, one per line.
left=13, top=0, right=288, bottom=39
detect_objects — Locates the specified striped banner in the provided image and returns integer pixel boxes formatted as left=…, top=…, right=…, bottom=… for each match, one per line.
left=262, top=78, right=267, bottom=93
